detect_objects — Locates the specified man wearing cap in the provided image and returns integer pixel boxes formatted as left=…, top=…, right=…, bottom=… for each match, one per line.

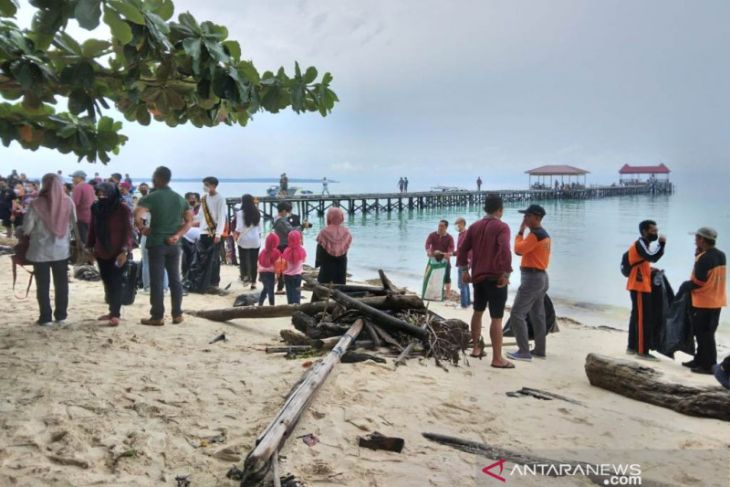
left=506, top=204, right=551, bottom=362
left=71, top=170, right=96, bottom=245
left=682, top=227, right=727, bottom=374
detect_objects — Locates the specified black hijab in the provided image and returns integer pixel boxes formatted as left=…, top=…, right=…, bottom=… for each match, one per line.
left=91, top=182, right=121, bottom=252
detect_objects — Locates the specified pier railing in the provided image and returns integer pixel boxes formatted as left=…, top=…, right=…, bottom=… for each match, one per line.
left=226, top=182, right=673, bottom=221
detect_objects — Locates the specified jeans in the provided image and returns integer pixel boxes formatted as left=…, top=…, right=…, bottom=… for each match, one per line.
left=33, top=259, right=69, bottom=323
left=284, top=274, right=302, bottom=304
left=238, top=246, right=259, bottom=283
left=77, top=221, right=89, bottom=247
left=97, top=257, right=123, bottom=318
left=141, top=235, right=168, bottom=291
left=148, top=245, right=183, bottom=320
left=510, top=270, right=549, bottom=355
left=259, top=272, right=276, bottom=306
left=457, top=269, right=471, bottom=308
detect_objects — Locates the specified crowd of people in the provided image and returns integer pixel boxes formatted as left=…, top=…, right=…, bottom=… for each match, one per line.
left=3, top=168, right=727, bottom=389
left=422, top=195, right=727, bottom=383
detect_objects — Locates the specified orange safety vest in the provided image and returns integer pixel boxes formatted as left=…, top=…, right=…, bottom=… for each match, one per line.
left=626, top=243, right=652, bottom=293
left=691, top=252, right=727, bottom=309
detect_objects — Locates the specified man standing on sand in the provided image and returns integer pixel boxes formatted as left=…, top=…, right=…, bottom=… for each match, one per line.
left=194, top=177, right=228, bottom=292
left=454, top=217, right=471, bottom=309
left=457, top=195, right=513, bottom=368
left=134, top=166, right=192, bottom=326
left=680, top=227, right=726, bottom=374
left=625, top=220, right=666, bottom=360
left=507, top=205, right=551, bottom=362
left=70, top=170, right=95, bottom=245
left=425, top=220, right=455, bottom=296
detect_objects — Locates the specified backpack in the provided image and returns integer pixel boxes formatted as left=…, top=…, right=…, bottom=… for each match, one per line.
left=621, top=250, right=645, bottom=278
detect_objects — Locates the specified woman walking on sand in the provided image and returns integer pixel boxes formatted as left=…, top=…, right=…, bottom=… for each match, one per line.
left=316, top=207, right=352, bottom=285
left=22, top=174, right=76, bottom=326
left=88, top=183, right=134, bottom=327
left=235, top=194, right=262, bottom=289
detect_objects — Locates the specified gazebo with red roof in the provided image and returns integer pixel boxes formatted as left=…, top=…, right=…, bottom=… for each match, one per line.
left=526, top=165, right=590, bottom=189
left=618, top=163, right=671, bottom=184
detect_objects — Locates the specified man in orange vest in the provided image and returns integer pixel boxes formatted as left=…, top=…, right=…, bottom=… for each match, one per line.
left=681, top=227, right=727, bottom=374
left=626, top=220, right=666, bottom=360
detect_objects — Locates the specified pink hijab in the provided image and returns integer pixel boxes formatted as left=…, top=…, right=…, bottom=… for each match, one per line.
left=258, top=233, right=281, bottom=267
left=283, top=230, right=307, bottom=264
left=316, top=207, right=352, bottom=257
left=31, top=173, right=73, bottom=238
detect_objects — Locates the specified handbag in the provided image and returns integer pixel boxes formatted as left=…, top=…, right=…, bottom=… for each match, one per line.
left=120, top=254, right=139, bottom=306
left=11, top=235, right=34, bottom=299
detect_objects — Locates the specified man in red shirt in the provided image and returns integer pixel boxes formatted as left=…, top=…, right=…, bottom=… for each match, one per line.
left=457, top=195, right=514, bottom=368
left=425, top=220, right=455, bottom=295
left=70, top=170, right=96, bottom=245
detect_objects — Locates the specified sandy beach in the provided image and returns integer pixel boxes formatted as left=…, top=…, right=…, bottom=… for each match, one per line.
left=0, top=255, right=728, bottom=487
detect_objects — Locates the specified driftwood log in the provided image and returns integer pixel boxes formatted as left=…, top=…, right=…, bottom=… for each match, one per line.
left=314, top=285, right=428, bottom=339
left=191, top=294, right=425, bottom=322
left=379, top=269, right=406, bottom=294
left=240, top=320, right=365, bottom=485
left=422, top=433, right=610, bottom=486
left=584, top=353, right=730, bottom=421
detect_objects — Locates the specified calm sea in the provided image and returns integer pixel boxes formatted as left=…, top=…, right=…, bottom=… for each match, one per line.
left=165, top=179, right=729, bottom=348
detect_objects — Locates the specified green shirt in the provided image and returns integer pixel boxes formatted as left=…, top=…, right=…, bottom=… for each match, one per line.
left=137, top=187, right=188, bottom=248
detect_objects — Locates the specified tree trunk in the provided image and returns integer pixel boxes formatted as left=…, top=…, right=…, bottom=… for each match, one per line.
left=584, top=353, right=730, bottom=421
left=240, top=320, right=365, bottom=485
left=191, top=294, right=425, bottom=322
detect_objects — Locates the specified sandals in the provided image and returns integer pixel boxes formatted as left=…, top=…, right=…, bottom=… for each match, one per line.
left=491, top=361, right=515, bottom=369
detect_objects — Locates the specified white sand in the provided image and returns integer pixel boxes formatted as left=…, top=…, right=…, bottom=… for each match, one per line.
left=0, top=257, right=728, bottom=486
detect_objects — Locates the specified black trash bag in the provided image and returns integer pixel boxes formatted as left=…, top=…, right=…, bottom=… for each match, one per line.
left=503, top=294, right=558, bottom=338
left=646, top=269, right=675, bottom=353
left=121, top=258, right=139, bottom=306
left=183, top=240, right=218, bottom=293
left=234, top=291, right=262, bottom=307
left=658, top=290, right=694, bottom=359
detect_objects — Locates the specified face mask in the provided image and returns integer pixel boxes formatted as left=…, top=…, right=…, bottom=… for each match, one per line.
left=647, top=234, right=658, bottom=242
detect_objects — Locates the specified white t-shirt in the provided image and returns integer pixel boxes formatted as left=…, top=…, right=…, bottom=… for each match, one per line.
left=197, top=192, right=228, bottom=237
left=235, top=210, right=262, bottom=249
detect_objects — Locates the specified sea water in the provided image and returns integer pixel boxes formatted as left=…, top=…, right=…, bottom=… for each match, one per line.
left=165, top=179, right=729, bottom=347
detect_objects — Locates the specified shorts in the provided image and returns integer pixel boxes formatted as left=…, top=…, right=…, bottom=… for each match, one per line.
left=473, top=278, right=507, bottom=318
left=444, top=261, right=451, bottom=284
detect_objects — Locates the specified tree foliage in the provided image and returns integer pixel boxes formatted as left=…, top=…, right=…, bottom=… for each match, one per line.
left=0, top=0, right=338, bottom=163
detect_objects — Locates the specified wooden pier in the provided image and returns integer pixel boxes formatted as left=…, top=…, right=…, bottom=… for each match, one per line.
left=226, top=183, right=673, bottom=221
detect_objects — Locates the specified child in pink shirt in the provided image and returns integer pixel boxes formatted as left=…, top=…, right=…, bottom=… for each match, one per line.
left=283, top=230, right=307, bottom=304
left=257, top=233, right=281, bottom=306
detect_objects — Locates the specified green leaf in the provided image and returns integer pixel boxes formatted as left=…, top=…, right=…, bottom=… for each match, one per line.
left=108, top=0, right=145, bottom=25
left=303, top=66, right=317, bottom=84
left=203, top=38, right=228, bottom=63
left=81, top=38, right=110, bottom=57
left=182, top=37, right=201, bottom=75
left=55, top=32, right=83, bottom=55
left=238, top=60, right=260, bottom=84
left=75, top=0, right=102, bottom=30
left=222, top=40, right=240, bottom=61
left=103, top=7, right=133, bottom=44
left=147, top=0, right=174, bottom=21
left=68, top=89, right=91, bottom=115
left=0, top=0, right=18, bottom=17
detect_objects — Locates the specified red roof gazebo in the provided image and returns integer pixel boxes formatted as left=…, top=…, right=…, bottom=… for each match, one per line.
left=526, top=165, right=589, bottom=189
left=619, top=163, right=670, bottom=183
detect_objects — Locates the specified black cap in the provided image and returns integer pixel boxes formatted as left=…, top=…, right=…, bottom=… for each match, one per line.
left=518, top=204, right=546, bottom=217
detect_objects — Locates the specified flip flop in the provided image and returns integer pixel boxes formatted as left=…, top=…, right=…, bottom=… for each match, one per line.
left=491, top=362, right=515, bottom=369
left=470, top=349, right=486, bottom=359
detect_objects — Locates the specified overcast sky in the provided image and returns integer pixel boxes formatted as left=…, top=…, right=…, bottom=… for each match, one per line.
left=5, top=0, right=730, bottom=191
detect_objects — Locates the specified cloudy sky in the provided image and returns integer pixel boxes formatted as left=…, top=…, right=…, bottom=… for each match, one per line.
left=6, top=0, right=730, bottom=191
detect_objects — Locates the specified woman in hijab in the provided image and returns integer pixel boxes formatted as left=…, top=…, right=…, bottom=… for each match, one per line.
left=315, top=207, right=352, bottom=285
left=22, top=174, right=76, bottom=326
left=88, top=182, right=134, bottom=327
